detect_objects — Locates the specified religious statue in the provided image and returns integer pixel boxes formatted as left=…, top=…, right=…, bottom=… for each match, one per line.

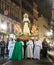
left=23, top=13, right=31, bottom=35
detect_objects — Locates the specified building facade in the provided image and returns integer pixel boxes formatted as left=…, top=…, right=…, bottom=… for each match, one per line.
left=0, top=0, right=50, bottom=39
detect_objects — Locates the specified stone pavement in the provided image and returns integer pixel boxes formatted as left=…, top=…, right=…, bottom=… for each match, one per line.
left=2, top=58, right=54, bottom=65
left=0, top=56, right=9, bottom=65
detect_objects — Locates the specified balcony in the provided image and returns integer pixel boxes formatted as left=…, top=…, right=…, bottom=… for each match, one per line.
left=0, top=0, right=21, bottom=22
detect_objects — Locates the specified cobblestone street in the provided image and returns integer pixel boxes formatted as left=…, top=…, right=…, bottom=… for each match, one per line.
left=2, top=58, right=54, bottom=65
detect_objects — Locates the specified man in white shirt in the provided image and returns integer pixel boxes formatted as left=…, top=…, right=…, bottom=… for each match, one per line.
left=8, top=38, right=15, bottom=59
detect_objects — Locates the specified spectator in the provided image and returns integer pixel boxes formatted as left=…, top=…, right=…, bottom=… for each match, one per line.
left=0, top=38, right=5, bottom=59
left=42, top=38, right=48, bottom=58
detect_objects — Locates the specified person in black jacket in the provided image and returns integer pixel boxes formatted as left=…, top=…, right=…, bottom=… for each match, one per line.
left=42, top=38, right=48, bottom=58
left=6, top=39, right=9, bottom=55
left=23, top=40, right=27, bottom=59
left=0, top=38, right=5, bottom=59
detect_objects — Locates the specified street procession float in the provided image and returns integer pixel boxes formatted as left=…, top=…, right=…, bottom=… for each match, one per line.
left=16, top=13, right=39, bottom=40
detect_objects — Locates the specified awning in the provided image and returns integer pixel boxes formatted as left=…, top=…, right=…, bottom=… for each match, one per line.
left=0, top=30, right=7, bottom=35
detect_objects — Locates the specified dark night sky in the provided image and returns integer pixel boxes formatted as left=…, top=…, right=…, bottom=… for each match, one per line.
left=11, top=0, right=52, bottom=21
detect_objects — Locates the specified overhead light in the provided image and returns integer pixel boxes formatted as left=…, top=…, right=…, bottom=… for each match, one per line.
left=50, top=29, right=53, bottom=33
left=1, top=23, right=7, bottom=30
left=9, top=34, right=16, bottom=39
left=46, top=31, right=53, bottom=36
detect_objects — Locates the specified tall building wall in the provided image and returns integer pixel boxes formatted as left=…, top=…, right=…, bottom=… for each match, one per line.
left=0, top=0, right=50, bottom=38
left=38, top=16, right=49, bottom=38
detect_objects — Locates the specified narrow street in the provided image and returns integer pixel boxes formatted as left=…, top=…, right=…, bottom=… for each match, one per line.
left=2, top=58, right=54, bottom=65
left=0, top=0, right=54, bottom=65
left=0, top=56, right=9, bottom=65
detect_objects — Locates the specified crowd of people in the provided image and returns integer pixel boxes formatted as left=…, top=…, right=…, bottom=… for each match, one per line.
left=8, top=37, right=48, bottom=61
left=0, top=37, right=48, bottom=61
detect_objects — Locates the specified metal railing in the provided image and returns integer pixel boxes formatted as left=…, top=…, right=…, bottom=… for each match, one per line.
left=0, top=0, right=21, bottom=21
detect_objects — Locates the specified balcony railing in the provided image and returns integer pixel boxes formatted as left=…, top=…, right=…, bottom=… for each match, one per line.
left=0, top=0, right=21, bottom=22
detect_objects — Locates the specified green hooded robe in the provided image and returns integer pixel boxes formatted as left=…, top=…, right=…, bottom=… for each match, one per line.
left=11, top=41, right=22, bottom=60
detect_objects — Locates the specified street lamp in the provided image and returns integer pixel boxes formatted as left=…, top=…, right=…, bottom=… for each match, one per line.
left=9, top=34, right=16, bottom=39
left=46, top=31, right=53, bottom=36
left=1, top=23, right=7, bottom=30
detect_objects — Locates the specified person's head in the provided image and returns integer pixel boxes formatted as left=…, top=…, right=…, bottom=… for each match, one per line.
left=29, top=38, right=32, bottom=41
left=16, top=38, right=20, bottom=42
left=35, top=37, right=39, bottom=41
left=43, top=38, right=46, bottom=42
left=10, top=38, right=13, bottom=41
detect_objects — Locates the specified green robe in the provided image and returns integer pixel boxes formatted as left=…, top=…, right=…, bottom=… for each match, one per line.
left=11, top=41, right=22, bottom=60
